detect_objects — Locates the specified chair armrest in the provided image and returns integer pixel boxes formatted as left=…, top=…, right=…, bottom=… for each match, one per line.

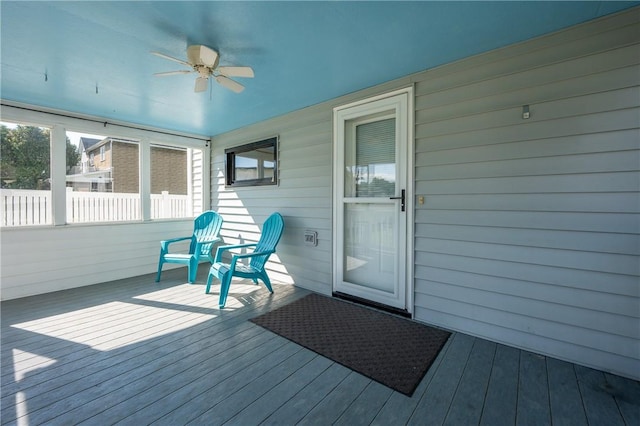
left=232, top=249, right=275, bottom=260
left=226, top=249, right=275, bottom=274
left=214, top=243, right=257, bottom=263
left=160, top=236, right=192, bottom=251
left=196, top=236, right=222, bottom=244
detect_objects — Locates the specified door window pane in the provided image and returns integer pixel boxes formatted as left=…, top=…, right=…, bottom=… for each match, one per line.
left=1, top=122, right=52, bottom=226
left=345, top=117, right=395, bottom=197
left=344, top=203, right=395, bottom=293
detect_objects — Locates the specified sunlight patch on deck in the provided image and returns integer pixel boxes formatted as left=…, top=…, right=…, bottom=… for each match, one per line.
left=16, top=391, right=29, bottom=426
left=12, top=287, right=218, bottom=351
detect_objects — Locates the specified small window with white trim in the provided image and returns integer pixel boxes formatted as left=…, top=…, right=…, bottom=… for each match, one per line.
left=225, top=136, right=278, bottom=187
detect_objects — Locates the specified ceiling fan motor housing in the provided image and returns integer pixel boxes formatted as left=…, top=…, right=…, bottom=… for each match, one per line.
left=187, top=45, right=219, bottom=68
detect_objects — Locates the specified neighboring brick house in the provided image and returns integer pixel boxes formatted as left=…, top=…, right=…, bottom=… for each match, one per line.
left=65, top=137, right=112, bottom=192
left=67, top=137, right=187, bottom=194
left=150, top=145, right=188, bottom=195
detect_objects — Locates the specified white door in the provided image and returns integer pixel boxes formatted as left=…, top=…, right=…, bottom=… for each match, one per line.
left=333, top=89, right=412, bottom=310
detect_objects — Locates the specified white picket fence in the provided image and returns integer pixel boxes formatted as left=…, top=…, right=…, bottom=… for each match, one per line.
left=1, top=189, right=189, bottom=226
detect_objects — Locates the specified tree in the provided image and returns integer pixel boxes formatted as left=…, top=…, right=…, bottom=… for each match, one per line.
left=0, top=125, right=15, bottom=187
left=66, top=136, right=81, bottom=174
left=0, top=125, right=80, bottom=189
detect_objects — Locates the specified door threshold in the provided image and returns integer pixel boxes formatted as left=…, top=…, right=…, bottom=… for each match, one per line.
left=333, top=292, right=411, bottom=318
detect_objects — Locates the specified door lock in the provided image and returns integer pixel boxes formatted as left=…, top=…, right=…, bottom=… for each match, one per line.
left=389, top=189, right=405, bottom=212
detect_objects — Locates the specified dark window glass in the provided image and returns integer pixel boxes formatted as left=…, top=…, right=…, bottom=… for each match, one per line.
left=225, top=137, right=278, bottom=187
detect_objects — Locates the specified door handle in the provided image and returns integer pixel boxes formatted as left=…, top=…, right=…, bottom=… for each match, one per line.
left=389, top=189, right=405, bottom=212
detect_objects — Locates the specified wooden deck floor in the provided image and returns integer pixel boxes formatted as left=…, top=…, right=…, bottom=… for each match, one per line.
left=1, top=268, right=638, bottom=425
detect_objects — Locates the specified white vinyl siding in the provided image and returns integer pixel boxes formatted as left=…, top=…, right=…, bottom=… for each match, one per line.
left=0, top=220, right=194, bottom=300
left=211, top=7, right=639, bottom=380
left=211, top=109, right=334, bottom=293
left=190, top=148, right=207, bottom=215
left=412, top=9, right=639, bottom=380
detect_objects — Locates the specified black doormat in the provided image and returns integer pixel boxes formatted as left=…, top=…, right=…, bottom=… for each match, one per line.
left=250, top=293, right=451, bottom=396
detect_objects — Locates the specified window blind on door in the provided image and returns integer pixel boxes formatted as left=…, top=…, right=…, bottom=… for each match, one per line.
left=355, top=117, right=395, bottom=197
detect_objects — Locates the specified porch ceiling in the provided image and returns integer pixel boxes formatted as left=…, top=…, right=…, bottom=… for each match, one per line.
left=1, top=1, right=637, bottom=137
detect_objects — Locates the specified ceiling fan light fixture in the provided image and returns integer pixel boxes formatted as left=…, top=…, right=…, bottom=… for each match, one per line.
left=195, top=65, right=211, bottom=78
left=194, top=77, right=208, bottom=93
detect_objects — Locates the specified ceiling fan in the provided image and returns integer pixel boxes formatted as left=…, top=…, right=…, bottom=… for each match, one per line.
left=151, top=45, right=254, bottom=93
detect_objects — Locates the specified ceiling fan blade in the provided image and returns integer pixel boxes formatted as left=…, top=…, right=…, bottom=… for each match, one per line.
left=154, top=70, right=193, bottom=77
left=215, top=75, right=245, bottom=93
left=187, top=45, right=219, bottom=68
left=194, top=77, right=208, bottom=93
left=151, top=51, right=191, bottom=67
left=217, top=66, right=254, bottom=78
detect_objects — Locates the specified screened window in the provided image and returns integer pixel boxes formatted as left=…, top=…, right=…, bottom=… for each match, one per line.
left=2, top=105, right=207, bottom=226
left=1, top=121, right=52, bottom=226
left=150, top=144, right=192, bottom=219
left=65, top=131, right=140, bottom=223
left=225, top=136, right=278, bottom=187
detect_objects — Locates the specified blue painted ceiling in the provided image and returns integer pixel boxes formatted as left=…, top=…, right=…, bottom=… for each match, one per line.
left=1, top=1, right=637, bottom=137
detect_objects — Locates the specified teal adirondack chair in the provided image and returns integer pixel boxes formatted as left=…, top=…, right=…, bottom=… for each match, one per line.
left=206, top=212, right=284, bottom=308
left=156, top=211, right=223, bottom=283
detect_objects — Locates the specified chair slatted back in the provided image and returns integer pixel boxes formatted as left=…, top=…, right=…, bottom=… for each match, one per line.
left=249, top=213, right=284, bottom=271
left=190, top=211, right=224, bottom=257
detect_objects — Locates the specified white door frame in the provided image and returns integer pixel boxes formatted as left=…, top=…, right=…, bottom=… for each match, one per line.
left=332, top=87, right=414, bottom=313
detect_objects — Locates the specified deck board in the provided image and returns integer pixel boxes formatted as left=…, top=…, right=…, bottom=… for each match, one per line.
left=194, top=349, right=318, bottom=424
left=517, top=351, right=551, bottom=425
left=297, top=371, right=370, bottom=425
left=260, top=363, right=352, bottom=425
left=333, top=381, right=394, bottom=426
left=84, top=333, right=288, bottom=425
left=605, top=372, right=640, bottom=425
left=2, top=269, right=638, bottom=425
left=151, top=341, right=302, bottom=425
left=443, top=338, right=496, bottom=425
left=575, top=365, right=627, bottom=426
left=479, top=343, right=520, bottom=426
left=227, top=355, right=334, bottom=425
left=408, top=332, right=474, bottom=426
left=26, top=328, right=277, bottom=425
left=547, top=358, right=588, bottom=426
left=370, top=336, right=453, bottom=425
